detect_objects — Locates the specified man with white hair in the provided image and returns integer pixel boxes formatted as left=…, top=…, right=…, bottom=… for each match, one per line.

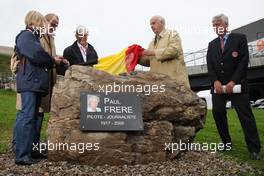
left=87, top=95, right=101, bottom=112
left=139, top=15, right=190, bottom=88
left=58, top=25, right=98, bottom=75
left=206, top=14, right=261, bottom=160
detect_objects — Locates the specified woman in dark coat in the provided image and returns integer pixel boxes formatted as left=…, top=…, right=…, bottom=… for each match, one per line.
left=14, top=10, right=65, bottom=165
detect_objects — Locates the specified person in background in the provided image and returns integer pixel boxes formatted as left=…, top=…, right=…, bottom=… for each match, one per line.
left=139, top=15, right=190, bottom=88
left=57, top=25, right=98, bottom=75
left=13, top=10, right=67, bottom=165
left=206, top=14, right=261, bottom=160
left=34, top=13, right=62, bottom=146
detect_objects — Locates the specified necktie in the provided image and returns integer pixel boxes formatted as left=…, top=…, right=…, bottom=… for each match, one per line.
left=220, top=37, right=225, bottom=53
left=154, top=35, right=159, bottom=45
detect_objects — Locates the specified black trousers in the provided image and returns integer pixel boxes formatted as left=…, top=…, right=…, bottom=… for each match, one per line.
left=212, top=93, right=261, bottom=153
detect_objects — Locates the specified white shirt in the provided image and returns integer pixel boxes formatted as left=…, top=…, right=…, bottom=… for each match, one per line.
left=87, top=106, right=101, bottom=112
left=77, top=42, right=88, bottom=62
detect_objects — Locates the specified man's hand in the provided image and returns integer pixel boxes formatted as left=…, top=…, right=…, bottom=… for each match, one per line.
left=54, top=56, right=62, bottom=65
left=61, top=58, right=70, bottom=66
left=214, top=80, right=223, bottom=94
left=54, top=56, right=70, bottom=66
left=226, top=81, right=235, bottom=94
left=143, top=49, right=155, bottom=56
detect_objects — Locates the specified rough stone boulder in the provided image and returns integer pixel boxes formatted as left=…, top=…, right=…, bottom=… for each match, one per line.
left=47, top=65, right=207, bottom=165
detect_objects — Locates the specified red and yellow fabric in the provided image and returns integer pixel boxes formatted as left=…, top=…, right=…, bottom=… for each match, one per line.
left=94, top=44, right=144, bottom=75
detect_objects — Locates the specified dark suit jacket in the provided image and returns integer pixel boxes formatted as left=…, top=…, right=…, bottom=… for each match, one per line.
left=56, top=41, right=98, bottom=75
left=206, top=33, right=249, bottom=94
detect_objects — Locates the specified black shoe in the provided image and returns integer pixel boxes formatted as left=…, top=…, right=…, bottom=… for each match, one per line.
left=31, top=151, right=47, bottom=159
left=250, top=152, right=261, bottom=160
left=15, top=158, right=38, bottom=165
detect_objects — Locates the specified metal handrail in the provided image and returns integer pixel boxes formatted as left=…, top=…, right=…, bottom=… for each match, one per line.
left=185, top=44, right=264, bottom=66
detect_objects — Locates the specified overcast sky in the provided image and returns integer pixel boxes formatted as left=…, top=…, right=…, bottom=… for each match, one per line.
left=0, top=0, right=263, bottom=57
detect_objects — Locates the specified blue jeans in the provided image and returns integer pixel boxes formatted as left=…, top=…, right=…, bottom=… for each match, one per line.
left=12, top=111, right=44, bottom=152
left=14, top=91, right=42, bottom=161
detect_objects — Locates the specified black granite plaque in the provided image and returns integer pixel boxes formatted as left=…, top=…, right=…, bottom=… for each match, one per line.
left=80, top=92, right=143, bottom=131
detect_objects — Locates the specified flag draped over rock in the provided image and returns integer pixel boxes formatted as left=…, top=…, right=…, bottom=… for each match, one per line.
left=94, top=44, right=144, bottom=75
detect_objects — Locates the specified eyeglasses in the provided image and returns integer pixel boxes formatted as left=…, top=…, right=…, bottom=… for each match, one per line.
left=51, top=22, right=58, bottom=28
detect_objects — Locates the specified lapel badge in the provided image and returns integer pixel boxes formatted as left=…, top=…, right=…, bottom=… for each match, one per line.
left=232, top=51, right=238, bottom=58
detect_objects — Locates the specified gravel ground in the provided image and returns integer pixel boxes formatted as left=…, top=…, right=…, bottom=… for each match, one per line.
left=0, top=151, right=262, bottom=176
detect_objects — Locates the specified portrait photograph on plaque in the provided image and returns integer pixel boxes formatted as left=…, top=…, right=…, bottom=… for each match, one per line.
left=87, top=95, right=102, bottom=113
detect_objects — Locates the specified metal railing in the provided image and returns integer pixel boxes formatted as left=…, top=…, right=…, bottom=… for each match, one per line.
left=184, top=44, right=264, bottom=67
left=0, top=73, right=16, bottom=90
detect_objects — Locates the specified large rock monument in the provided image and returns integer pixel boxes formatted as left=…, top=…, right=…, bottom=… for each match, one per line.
left=47, top=65, right=207, bottom=165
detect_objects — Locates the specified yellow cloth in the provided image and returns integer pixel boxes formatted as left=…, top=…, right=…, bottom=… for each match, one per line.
left=94, top=49, right=127, bottom=75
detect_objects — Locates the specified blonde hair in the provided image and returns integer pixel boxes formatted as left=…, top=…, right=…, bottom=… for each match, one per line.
left=24, top=10, right=46, bottom=28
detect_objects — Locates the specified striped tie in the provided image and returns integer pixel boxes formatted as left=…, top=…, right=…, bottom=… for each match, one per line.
left=220, top=37, right=225, bottom=53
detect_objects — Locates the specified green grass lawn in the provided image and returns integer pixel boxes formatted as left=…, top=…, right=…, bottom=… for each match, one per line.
left=0, top=89, right=263, bottom=172
left=0, top=89, right=49, bottom=153
left=0, top=89, right=16, bottom=152
left=195, top=108, right=264, bottom=171
left=0, top=54, right=12, bottom=74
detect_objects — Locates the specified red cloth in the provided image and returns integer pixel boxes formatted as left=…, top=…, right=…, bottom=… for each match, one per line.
left=125, top=44, right=144, bottom=72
